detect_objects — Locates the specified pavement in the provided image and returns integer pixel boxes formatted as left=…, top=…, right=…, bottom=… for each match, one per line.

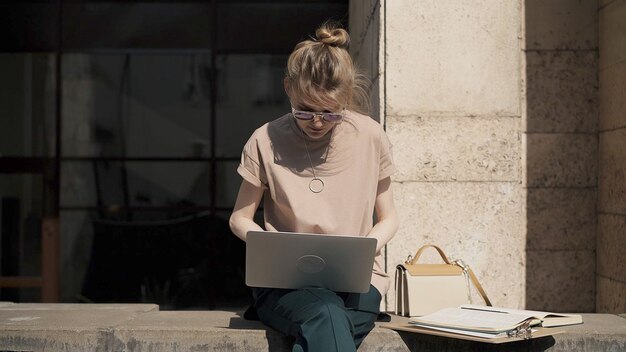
left=0, top=303, right=624, bottom=351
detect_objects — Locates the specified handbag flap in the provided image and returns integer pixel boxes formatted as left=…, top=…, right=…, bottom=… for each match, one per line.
left=399, top=263, right=464, bottom=276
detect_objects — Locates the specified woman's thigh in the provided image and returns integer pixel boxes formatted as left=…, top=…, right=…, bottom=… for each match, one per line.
left=253, top=285, right=381, bottom=339
left=254, top=287, right=348, bottom=336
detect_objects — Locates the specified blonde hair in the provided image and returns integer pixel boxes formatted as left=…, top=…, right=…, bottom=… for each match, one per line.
left=285, top=22, right=369, bottom=114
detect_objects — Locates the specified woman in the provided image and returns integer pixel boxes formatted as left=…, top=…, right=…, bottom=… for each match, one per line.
left=229, top=22, right=399, bottom=352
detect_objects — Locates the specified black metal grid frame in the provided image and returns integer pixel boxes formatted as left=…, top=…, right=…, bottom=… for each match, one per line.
left=1, top=0, right=348, bottom=219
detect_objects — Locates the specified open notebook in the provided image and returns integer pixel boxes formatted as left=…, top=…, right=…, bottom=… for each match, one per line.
left=454, top=304, right=583, bottom=328
left=403, top=304, right=582, bottom=340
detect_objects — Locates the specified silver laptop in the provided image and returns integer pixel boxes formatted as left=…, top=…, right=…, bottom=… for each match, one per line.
left=245, top=231, right=377, bottom=293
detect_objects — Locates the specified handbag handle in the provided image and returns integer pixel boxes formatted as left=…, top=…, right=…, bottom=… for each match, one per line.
left=407, top=244, right=452, bottom=265
left=406, top=244, right=493, bottom=306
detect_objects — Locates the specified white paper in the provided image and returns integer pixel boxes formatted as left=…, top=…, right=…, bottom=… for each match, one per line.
left=409, top=307, right=532, bottom=332
left=410, top=323, right=508, bottom=339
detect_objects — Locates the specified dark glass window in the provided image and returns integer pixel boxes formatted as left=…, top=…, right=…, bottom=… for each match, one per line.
left=0, top=1, right=348, bottom=307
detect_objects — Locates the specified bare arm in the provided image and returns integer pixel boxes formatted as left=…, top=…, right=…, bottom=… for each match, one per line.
left=367, top=176, right=399, bottom=253
left=229, top=180, right=265, bottom=242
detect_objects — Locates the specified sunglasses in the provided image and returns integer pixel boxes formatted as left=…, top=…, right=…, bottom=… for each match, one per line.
left=291, top=107, right=344, bottom=123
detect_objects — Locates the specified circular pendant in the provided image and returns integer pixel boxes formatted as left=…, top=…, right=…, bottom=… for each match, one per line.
left=309, top=178, right=324, bottom=193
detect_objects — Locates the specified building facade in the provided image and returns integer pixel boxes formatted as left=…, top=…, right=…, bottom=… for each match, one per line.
left=350, top=0, right=625, bottom=313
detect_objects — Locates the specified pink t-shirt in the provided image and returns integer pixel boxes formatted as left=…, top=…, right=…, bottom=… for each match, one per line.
left=237, top=110, right=396, bottom=294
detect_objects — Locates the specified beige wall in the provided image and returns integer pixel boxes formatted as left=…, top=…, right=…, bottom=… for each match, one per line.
left=523, top=0, right=598, bottom=312
left=597, top=0, right=626, bottom=313
left=352, top=0, right=526, bottom=310
left=351, top=0, right=624, bottom=313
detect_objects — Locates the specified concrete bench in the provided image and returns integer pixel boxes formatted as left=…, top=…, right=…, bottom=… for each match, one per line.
left=0, top=303, right=624, bottom=351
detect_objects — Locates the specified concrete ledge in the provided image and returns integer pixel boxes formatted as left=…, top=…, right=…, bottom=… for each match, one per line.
left=0, top=304, right=625, bottom=351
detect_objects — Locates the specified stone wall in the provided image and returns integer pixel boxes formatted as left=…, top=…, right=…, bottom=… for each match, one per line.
left=381, top=0, right=525, bottom=309
left=597, top=0, right=626, bottom=313
left=350, top=0, right=624, bottom=313
left=349, top=0, right=383, bottom=123
left=524, top=0, right=598, bottom=312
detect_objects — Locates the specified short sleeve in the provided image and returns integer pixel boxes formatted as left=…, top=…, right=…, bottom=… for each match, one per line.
left=237, top=132, right=268, bottom=189
left=378, top=127, right=396, bottom=180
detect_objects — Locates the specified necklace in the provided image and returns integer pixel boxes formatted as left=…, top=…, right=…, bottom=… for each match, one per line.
left=300, top=129, right=332, bottom=193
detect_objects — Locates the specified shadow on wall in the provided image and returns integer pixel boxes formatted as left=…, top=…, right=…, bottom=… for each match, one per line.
left=524, top=1, right=598, bottom=312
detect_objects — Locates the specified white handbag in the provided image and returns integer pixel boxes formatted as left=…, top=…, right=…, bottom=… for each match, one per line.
left=394, top=244, right=492, bottom=317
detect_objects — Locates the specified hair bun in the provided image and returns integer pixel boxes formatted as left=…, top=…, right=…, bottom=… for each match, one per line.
left=315, top=26, right=350, bottom=48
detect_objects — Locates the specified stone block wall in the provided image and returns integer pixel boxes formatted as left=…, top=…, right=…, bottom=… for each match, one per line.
left=350, top=0, right=624, bottom=313
left=382, top=0, right=525, bottom=310
left=349, top=0, right=383, bottom=123
left=597, top=0, right=626, bottom=313
left=524, top=0, right=598, bottom=312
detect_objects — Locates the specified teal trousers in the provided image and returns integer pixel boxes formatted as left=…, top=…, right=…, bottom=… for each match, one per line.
left=253, top=285, right=381, bottom=352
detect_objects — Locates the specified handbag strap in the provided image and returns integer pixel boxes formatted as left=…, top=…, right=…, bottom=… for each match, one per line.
left=408, top=244, right=492, bottom=306
left=455, top=260, right=493, bottom=306
left=407, top=244, right=452, bottom=265
left=470, top=269, right=493, bottom=306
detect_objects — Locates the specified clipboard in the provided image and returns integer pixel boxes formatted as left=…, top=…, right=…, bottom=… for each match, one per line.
left=381, top=323, right=564, bottom=344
